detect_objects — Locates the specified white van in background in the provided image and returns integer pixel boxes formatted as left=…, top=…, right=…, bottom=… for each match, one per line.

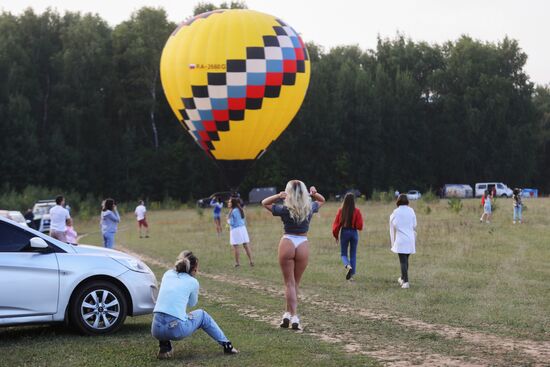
left=474, top=182, right=513, bottom=198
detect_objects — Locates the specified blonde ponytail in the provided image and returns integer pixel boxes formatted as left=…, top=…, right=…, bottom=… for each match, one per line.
left=175, top=250, right=197, bottom=274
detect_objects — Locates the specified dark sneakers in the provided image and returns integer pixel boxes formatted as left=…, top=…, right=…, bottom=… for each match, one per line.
left=157, top=340, right=173, bottom=359
left=222, top=341, right=239, bottom=354
left=345, top=265, right=353, bottom=280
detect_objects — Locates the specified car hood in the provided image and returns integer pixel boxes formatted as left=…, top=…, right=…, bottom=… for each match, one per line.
left=72, top=244, right=134, bottom=259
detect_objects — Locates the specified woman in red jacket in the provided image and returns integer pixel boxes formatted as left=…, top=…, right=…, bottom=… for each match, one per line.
left=332, top=193, right=364, bottom=280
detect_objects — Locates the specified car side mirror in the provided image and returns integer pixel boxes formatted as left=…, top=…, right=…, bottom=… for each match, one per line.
left=30, top=237, right=49, bottom=249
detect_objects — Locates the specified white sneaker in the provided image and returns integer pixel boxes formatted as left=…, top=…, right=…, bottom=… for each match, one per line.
left=398, top=277, right=404, bottom=286
left=513, top=221, right=516, bottom=224
left=290, top=315, right=302, bottom=330
left=401, top=282, right=410, bottom=289
left=280, top=312, right=291, bottom=328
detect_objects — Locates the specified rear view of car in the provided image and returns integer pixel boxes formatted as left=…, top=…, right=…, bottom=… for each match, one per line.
left=406, top=190, right=422, bottom=200
left=0, top=211, right=29, bottom=227
left=32, top=200, right=56, bottom=233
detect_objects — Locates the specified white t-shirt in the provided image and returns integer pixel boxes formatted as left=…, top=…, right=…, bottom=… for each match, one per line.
left=49, top=205, right=71, bottom=232
left=389, top=205, right=417, bottom=254
left=135, top=205, right=146, bottom=221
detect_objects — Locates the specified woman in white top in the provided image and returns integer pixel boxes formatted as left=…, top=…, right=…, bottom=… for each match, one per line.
left=389, top=194, right=417, bottom=289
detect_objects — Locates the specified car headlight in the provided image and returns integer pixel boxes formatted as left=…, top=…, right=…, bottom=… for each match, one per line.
left=112, top=256, right=152, bottom=273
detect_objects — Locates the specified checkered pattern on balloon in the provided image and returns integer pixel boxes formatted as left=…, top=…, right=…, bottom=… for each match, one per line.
left=177, top=19, right=309, bottom=157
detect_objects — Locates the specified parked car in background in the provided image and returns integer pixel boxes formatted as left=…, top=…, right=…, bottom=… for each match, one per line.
left=335, top=188, right=362, bottom=201
left=196, top=192, right=233, bottom=208
left=406, top=190, right=422, bottom=200
left=0, top=210, right=29, bottom=227
left=248, top=187, right=277, bottom=204
left=0, top=216, right=158, bottom=335
left=474, top=182, right=513, bottom=198
left=32, top=199, right=56, bottom=233
left=443, top=184, right=474, bottom=198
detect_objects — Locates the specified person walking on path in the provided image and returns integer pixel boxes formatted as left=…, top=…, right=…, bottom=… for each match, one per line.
left=135, top=200, right=149, bottom=238
left=49, top=195, right=71, bottom=242
left=332, top=193, right=363, bottom=281
left=210, top=196, right=224, bottom=236
left=389, top=194, right=417, bottom=289
left=480, top=190, right=492, bottom=224
left=513, top=188, right=523, bottom=224
left=228, top=198, right=253, bottom=267
left=151, top=251, right=238, bottom=359
left=262, top=180, right=325, bottom=330
left=101, top=198, right=120, bottom=249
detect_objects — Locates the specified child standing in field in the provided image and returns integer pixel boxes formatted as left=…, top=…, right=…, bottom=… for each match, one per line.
left=389, top=194, right=416, bottom=289
left=228, top=198, right=253, bottom=267
left=332, top=193, right=363, bottom=280
left=480, top=190, right=492, bottom=224
left=65, top=218, right=78, bottom=244
left=210, top=196, right=223, bottom=236
left=513, top=188, right=523, bottom=224
left=135, top=200, right=149, bottom=238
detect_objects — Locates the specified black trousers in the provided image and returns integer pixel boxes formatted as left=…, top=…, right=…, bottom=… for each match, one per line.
left=398, top=253, right=410, bottom=282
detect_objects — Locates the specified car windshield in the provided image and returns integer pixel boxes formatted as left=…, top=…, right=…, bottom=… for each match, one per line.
left=33, top=204, right=55, bottom=215
left=8, top=212, right=25, bottom=223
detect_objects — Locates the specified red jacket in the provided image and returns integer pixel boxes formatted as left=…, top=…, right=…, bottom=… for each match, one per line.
left=332, top=208, right=363, bottom=239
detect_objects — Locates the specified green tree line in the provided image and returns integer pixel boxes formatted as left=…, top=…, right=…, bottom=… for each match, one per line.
left=1, top=4, right=549, bottom=203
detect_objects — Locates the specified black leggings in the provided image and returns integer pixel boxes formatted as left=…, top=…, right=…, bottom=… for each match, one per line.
left=398, top=253, right=410, bottom=282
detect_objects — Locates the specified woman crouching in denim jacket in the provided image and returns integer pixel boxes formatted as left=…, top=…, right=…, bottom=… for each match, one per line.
left=151, top=251, right=238, bottom=359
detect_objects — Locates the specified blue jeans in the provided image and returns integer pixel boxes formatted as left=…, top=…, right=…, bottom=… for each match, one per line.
left=151, top=311, right=229, bottom=344
left=103, top=232, right=115, bottom=248
left=513, top=206, right=522, bottom=221
left=340, top=228, right=358, bottom=275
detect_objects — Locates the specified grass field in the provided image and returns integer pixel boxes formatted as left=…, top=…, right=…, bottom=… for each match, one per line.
left=1, top=198, right=549, bottom=366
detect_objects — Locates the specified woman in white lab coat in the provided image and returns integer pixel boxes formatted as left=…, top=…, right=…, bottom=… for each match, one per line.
left=389, top=194, right=417, bottom=289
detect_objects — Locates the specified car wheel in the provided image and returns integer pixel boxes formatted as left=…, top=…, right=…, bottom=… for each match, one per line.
left=70, top=280, right=127, bottom=335
left=501, top=194, right=508, bottom=198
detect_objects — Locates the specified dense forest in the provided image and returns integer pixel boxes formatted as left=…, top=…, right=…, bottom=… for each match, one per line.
left=1, top=2, right=550, bottom=203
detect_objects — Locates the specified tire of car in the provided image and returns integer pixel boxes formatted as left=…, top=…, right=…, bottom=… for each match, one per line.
left=501, top=194, right=508, bottom=198
left=69, top=280, right=128, bottom=335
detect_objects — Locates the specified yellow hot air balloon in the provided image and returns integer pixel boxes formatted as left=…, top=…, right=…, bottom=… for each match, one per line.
left=160, top=9, right=310, bottom=187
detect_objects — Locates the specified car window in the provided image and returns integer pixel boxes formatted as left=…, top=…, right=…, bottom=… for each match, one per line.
left=0, top=222, right=33, bottom=252
left=478, top=184, right=486, bottom=189
left=497, top=184, right=504, bottom=189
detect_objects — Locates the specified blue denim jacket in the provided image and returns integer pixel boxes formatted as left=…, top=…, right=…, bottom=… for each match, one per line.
left=101, top=210, right=120, bottom=233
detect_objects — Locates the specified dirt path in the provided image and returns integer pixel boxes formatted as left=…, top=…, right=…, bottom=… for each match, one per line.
left=114, top=245, right=516, bottom=366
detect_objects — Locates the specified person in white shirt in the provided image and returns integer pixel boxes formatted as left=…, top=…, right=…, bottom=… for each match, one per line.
left=389, top=194, right=417, bottom=289
left=135, top=200, right=149, bottom=238
left=49, top=195, right=71, bottom=242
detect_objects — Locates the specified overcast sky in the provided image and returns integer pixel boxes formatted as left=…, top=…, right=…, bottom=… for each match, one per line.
left=2, top=0, right=549, bottom=85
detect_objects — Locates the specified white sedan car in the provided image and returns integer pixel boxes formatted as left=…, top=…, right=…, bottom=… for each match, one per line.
left=0, top=216, right=158, bottom=335
left=406, top=190, right=422, bottom=200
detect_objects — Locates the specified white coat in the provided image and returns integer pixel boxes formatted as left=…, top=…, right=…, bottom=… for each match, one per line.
left=389, top=205, right=417, bottom=254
